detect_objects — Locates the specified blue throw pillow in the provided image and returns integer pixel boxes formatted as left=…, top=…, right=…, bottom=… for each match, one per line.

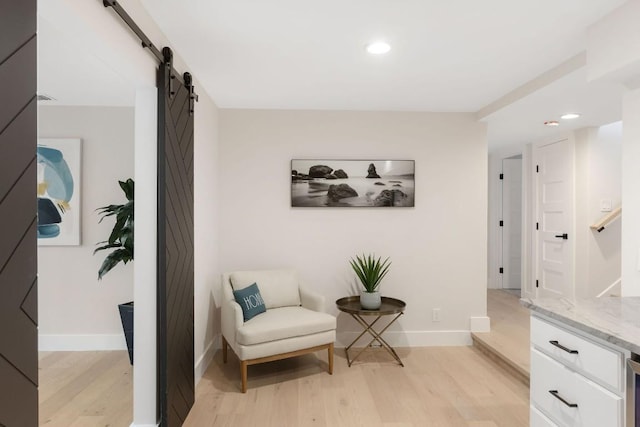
left=233, top=282, right=266, bottom=321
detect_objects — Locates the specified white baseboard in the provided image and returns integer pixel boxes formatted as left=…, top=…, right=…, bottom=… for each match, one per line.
left=130, top=423, right=158, bottom=427
left=38, top=334, right=126, bottom=351
left=470, top=316, right=491, bottom=332
left=195, top=336, right=219, bottom=383
left=335, top=331, right=472, bottom=348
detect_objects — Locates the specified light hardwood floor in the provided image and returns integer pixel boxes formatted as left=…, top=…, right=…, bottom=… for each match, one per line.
left=184, top=345, right=529, bottom=427
left=472, top=289, right=531, bottom=383
left=38, top=292, right=530, bottom=427
left=38, top=351, right=132, bottom=426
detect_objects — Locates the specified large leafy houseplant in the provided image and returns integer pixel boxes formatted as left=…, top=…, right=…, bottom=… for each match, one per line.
left=94, top=178, right=135, bottom=364
left=94, top=179, right=134, bottom=279
left=349, top=253, right=391, bottom=293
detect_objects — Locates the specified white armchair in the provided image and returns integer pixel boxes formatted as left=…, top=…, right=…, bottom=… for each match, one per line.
left=221, top=269, right=336, bottom=392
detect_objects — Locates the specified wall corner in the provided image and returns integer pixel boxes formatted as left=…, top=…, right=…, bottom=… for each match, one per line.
left=470, top=316, right=491, bottom=333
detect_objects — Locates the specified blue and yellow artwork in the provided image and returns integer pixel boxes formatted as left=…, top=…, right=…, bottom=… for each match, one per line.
left=37, top=139, right=81, bottom=246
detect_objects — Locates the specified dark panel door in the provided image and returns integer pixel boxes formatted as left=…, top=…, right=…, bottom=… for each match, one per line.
left=157, top=49, right=195, bottom=427
left=0, top=0, right=39, bottom=426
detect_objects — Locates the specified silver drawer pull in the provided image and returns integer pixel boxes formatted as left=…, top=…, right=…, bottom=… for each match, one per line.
left=549, top=340, right=579, bottom=354
left=549, top=390, right=578, bottom=408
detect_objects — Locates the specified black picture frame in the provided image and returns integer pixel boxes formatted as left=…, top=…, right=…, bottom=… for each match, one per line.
left=291, top=159, right=415, bottom=207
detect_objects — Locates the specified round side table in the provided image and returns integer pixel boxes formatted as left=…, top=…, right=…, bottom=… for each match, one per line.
left=336, top=296, right=406, bottom=366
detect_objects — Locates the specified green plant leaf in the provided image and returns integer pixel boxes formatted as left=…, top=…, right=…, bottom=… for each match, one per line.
left=349, top=253, right=391, bottom=292
left=95, top=178, right=135, bottom=280
left=93, top=243, right=122, bottom=254
left=98, top=248, right=132, bottom=279
left=119, top=179, right=134, bottom=201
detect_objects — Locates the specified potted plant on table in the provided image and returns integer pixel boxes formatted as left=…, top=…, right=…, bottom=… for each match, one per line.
left=94, top=178, right=134, bottom=364
left=349, top=253, right=391, bottom=310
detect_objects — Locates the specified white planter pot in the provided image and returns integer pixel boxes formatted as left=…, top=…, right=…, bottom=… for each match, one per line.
left=360, top=291, right=381, bottom=310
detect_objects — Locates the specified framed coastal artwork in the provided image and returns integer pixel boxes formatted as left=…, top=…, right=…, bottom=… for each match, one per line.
left=291, top=159, right=415, bottom=207
left=37, top=138, right=82, bottom=246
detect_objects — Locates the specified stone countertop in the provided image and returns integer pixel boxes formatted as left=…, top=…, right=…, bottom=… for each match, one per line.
left=520, top=296, right=640, bottom=355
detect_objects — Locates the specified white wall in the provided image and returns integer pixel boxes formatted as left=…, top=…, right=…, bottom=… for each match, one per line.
left=587, top=0, right=640, bottom=84
left=218, top=110, right=488, bottom=345
left=133, top=87, right=158, bottom=425
left=586, top=1, right=640, bottom=297
left=574, top=124, right=622, bottom=298
left=193, top=89, right=220, bottom=381
left=622, top=88, right=640, bottom=296
left=38, top=105, right=135, bottom=350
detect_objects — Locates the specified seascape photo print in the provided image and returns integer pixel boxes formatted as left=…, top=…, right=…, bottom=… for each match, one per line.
left=291, top=159, right=415, bottom=207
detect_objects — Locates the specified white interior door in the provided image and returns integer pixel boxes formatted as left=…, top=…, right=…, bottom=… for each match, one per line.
left=502, top=157, right=523, bottom=290
left=535, top=138, right=573, bottom=299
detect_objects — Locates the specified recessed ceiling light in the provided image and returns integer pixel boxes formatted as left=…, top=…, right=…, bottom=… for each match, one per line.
left=366, top=41, right=391, bottom=55
left=561, top=113, right=581, bottom=120
left=544, top=120, right=560, bottom=127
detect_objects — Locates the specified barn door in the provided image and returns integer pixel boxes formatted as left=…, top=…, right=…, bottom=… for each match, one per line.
left=0, top=0, right=39, bottom=425
left=157, top=48, right=195, bottom=427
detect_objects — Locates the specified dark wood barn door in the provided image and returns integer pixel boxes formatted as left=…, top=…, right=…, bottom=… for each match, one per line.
left=157, top=48, right=195, bottom=427
left=0, top=0, right=39, bottom=425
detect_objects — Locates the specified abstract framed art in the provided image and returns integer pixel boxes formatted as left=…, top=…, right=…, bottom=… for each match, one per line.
left=37, top=138, right=82, bottom=245
left=291, top=159, right=415, bottom=207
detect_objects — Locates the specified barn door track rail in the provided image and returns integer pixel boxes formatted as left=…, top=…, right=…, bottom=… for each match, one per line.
left=103, top=0, right=198, bottom=112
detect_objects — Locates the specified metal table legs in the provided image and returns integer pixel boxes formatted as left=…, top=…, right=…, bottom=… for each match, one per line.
left=344, top=312, right=404, bottom=367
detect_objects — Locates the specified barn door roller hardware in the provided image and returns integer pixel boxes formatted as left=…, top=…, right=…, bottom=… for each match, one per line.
left=103, top=0, right=198, bottom=105
left=184, top=72, right=197, bottom=115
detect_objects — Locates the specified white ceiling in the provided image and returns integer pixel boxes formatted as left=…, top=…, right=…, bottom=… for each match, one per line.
left=38, top=0, right=630, bottom=149
left=37, top=15, right=135, bottom=107
left=484, top=67, right=626, bottom=151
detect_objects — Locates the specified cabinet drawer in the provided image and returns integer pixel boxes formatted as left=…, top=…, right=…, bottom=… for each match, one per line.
left=531, top=349, right=622, bottom=427
left=531, top=316, right=623, bottom=392
left=531, top=405, right=559, bottom=427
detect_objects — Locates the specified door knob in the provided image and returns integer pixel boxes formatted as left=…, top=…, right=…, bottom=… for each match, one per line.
left=554, top=233, right=568, bottom=240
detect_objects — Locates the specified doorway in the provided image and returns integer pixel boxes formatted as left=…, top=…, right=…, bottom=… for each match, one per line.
left=36, top=8, right=138, bottom=425
left=501, top=155, right=523, bottom=293
left=534, top=137, right=574, bottom=299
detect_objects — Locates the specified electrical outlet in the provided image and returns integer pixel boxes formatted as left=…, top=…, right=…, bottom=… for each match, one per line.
left=432, top=308, right=441, bottom=322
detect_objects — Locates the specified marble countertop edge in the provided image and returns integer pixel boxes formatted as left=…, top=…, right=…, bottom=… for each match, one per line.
left=520, top=296, right=640, bottom=355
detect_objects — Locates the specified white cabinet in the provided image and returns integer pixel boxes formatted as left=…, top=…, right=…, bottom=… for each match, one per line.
left=531, top=349, right=622, bottom=426
left=530, top=315, right=626, bottom=427
left=531, top=316, right=624, bottom=393
left=531, top=405, right=560, bottom=427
